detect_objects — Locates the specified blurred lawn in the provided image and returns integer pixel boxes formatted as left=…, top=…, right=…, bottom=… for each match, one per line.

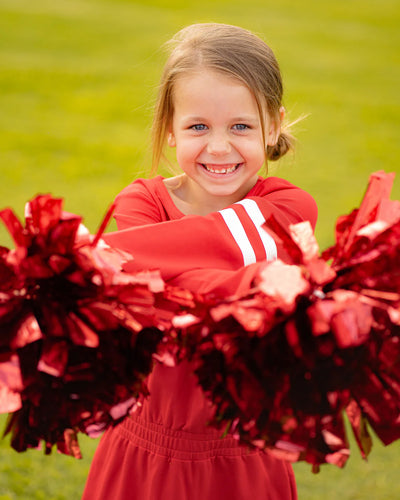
left=0, top=0, right=399, bottom=498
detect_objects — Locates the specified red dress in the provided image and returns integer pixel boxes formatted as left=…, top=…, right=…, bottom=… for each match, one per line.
left=82, top=176, right=318, bottom=500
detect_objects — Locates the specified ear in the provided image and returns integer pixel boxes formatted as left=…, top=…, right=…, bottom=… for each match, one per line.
left=168, top=132, right=176, bottom=148
left=266, top=106, right=285, bottom=146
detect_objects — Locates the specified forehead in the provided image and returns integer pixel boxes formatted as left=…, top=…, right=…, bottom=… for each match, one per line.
left=172, top=69, right=260, bottom=116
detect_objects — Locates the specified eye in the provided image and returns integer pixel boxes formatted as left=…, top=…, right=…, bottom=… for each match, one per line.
left=190, top=124, right=208, bottom=131
left=232, top=123, right=249, bottom=131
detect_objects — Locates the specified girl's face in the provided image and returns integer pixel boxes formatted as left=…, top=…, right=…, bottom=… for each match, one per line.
left=168, top=69, right=280, bottom=211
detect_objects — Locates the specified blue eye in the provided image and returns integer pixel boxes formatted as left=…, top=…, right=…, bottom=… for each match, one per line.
left=233, top=124, right=249, bottom=131
left=190, top=124, right=208, bottom=131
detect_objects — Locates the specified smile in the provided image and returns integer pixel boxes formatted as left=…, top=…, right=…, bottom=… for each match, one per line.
left=201, top=164, right=241, bottom=174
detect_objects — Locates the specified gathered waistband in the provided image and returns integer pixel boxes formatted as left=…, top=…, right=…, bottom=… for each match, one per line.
left=116, top=415, right=258, bottom=461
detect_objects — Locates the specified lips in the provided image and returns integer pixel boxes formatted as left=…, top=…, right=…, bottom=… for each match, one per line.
left=201, top=163, right=241, bottom=174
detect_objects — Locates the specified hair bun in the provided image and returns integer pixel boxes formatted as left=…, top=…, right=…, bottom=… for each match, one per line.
left=266, top=130, right=294, bottom=161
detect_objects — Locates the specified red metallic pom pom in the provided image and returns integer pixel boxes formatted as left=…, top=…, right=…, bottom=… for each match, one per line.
left=0, top=195, right=177, bottom=457
left=182, top=171, right=400, bottom=469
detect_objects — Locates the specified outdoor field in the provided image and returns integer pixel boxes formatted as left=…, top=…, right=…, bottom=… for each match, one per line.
left=0, top=0, right=399, bottom=498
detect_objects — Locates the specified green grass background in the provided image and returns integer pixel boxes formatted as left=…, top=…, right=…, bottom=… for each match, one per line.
left=0, top=0, right=399, bottom=498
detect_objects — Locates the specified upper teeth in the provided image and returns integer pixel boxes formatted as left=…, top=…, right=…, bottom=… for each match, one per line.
left=203, top=164, right=238, bottom=174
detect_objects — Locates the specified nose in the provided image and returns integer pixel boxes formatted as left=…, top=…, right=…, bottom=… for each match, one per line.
left=206, top=132, right=231, bottom=155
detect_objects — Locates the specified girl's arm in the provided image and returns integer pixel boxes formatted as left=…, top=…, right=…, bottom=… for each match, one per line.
left=103, top=179, right=317, bottom=293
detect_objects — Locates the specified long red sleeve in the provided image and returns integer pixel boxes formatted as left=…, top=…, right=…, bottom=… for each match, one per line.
left=103, top=176, right=317, bottom=294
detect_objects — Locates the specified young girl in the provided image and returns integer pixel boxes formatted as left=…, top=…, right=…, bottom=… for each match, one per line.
left=82, top=23, right=317, bottom=500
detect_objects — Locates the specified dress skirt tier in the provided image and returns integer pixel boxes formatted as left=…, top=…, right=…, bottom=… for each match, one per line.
left=82, top=361, right=297, bottom=500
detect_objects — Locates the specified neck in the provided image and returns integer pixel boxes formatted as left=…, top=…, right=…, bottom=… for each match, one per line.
left=164, top=174, right=258, bottom=216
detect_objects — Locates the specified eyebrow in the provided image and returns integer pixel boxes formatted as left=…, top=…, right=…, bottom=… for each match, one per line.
left=181, top=115, right=259, bottom=123
left=181, top=116, right=206, bottom=122
left=233, top=116, right=259, bottom=123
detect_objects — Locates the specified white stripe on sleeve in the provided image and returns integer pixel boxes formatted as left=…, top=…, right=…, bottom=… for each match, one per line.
left=218, top=207, right=256, bottom=266
left=236, top=199, right=277, bottom=261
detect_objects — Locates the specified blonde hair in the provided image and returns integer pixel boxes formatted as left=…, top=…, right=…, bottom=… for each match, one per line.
left=151, top=23, right=294, bottom=171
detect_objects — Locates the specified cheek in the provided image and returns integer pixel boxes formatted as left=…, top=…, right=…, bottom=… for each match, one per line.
left=240, top=136, right=265, bottom=159
left=243, top=140, right=267, bottom=170
left=176, top=137, right=204, bottom=159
